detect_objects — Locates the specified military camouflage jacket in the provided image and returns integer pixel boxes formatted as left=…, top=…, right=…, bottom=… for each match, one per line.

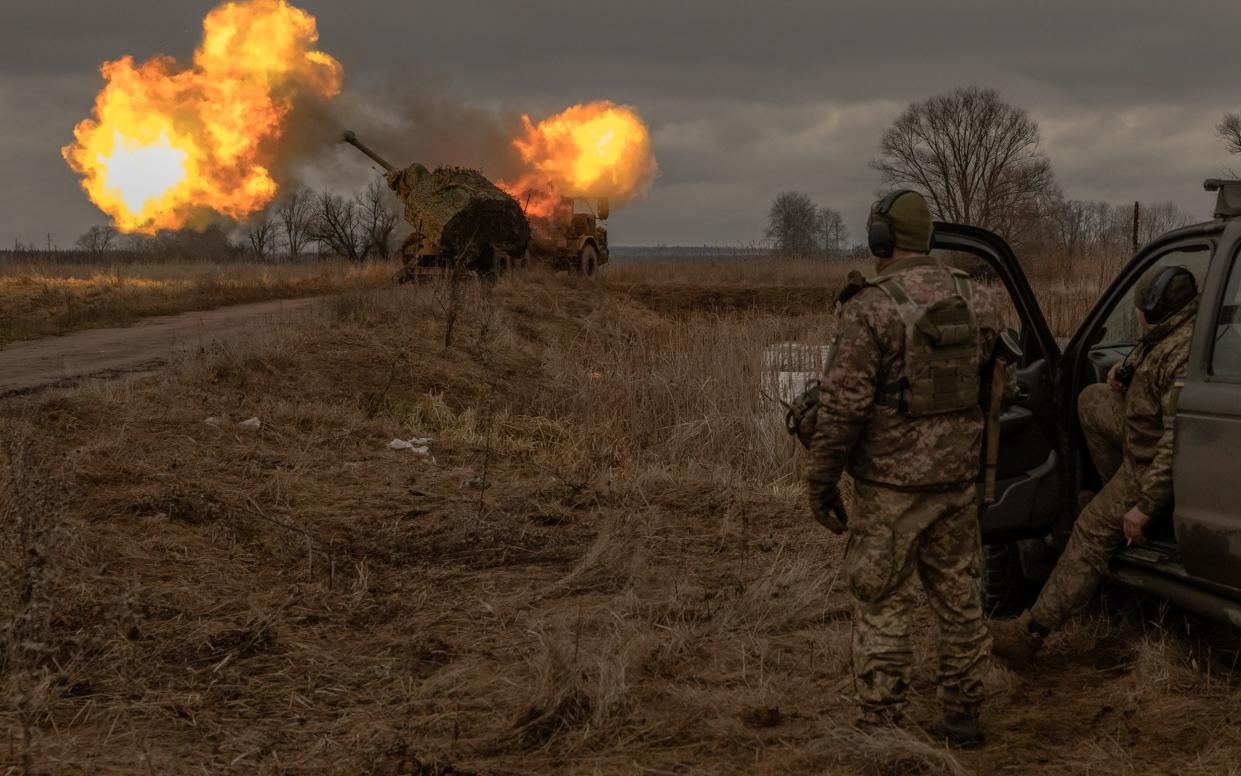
left=1123, top=299, right=1198, bottom=516
left=805, top=256, right=1007, bottom=493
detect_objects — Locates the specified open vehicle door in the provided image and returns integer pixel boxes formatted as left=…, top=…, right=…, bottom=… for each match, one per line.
left=939, top=183, right=1241, bottom=622
left=1057, top=228, right=1217, bottom=523
left=930, top=224, right=1066, bottom=544
left=1032, top=181, right=1241, bottom=622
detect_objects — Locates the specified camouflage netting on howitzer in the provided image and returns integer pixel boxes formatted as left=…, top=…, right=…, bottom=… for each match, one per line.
left=387, top=163, right=530, bottom=262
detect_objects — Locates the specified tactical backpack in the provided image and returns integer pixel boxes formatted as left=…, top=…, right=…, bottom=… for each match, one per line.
left=875, top=269, right=981, bottom=417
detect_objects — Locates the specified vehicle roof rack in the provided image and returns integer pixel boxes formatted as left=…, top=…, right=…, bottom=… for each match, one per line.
left=1204, top=178, right=1241, bottom=218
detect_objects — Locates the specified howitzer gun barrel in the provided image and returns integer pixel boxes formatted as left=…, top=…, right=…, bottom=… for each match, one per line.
left=341, top=130, right=395, bottom=173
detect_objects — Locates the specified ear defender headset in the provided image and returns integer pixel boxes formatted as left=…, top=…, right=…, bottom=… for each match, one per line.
left=1140, top=266, right=1197, bottom=325
left=868, top=189, right=924, bottom=259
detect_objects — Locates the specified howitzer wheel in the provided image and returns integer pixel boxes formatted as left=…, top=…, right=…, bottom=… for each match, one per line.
left=494, top=251, right=514, bottom=276
left=578, top=244, right=600, bottom=279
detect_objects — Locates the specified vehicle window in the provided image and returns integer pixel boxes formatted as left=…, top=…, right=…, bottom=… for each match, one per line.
left=1095, top=246, right=1212, bottom=348
left=1212, top=253, right=1241, bottom=378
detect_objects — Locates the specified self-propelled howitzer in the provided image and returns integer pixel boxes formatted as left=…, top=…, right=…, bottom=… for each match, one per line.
left=341, top=131, right=530, bottom=279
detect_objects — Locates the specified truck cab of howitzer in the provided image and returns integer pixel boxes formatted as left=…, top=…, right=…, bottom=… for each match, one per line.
left=934, top=179, right=1241, bottom=626
left=529, top=197, right=610, bottom=277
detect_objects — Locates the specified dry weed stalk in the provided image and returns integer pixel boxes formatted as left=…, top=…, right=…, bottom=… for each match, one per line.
left=430, top=238, right=483, bottom=352
left=472, top=281, right=499, bottom=521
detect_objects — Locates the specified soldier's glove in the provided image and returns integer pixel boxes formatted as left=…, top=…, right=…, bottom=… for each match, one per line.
left=808, top=486, right=849, bottom=534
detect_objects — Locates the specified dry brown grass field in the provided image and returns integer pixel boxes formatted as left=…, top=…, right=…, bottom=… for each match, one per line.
left=0, top=259, right=398, bottom=346
left=0, top=256, right=1237, bottom=775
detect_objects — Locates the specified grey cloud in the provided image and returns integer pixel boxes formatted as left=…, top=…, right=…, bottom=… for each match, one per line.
left=4, top=0, right=1241, bottom=248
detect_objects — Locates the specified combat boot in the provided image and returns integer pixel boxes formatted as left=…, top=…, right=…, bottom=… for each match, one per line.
left=933, top=710, right=984, bottom=748
left=989, top=610, right=1045, bottom=668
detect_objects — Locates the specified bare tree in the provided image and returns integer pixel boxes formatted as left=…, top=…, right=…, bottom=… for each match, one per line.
left=818, top=207, right=848, bottom=259
left=765, top=191, right=821, bottom=257
left=75, top=225, right=117, bottom=257
left=358, top=179, right=397, bottom=260
left=1218, top=113, right=1241, bottom=156
left=872, top=87, right=1055, bottom=239
left=245, top=210, right=281, bottom=261
left=277, top=188, right=315, bottom=260
left=310, top=190, right=368, bottom=262
left=1046, top=197, right=1109, bottom=259
left=1136, top=201, right=1193, bottom=245
left=1037, top=191, right=1192, bottom=262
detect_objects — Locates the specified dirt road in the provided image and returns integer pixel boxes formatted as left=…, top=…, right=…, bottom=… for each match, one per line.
left=0, top=296, right=325, bottom=397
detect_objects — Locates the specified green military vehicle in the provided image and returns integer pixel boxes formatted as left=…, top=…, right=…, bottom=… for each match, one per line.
left=342, top=131, right=609, bottom=279
left=527, top=196, right=611, bottom=277
left=939, top=179, right=1241, bottom=625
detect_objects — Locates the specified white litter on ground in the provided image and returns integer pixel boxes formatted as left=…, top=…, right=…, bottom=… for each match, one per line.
left=761, top=343, right=832, bottom=405
left=388, top=438, right=432, bottom=455
left=238, top=417, right=262, bottom=430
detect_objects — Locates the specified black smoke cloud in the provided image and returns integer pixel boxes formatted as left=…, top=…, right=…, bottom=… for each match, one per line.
left=285, top=74, right=529, bottom=199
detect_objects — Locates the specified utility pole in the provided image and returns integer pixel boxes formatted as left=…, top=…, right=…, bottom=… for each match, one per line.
left=1132, top=201, right=1140, bottom=252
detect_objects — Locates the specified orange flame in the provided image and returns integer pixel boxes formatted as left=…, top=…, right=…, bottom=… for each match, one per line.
left=62, top=0, right=342, bottom=234
left=501, top=101, right=658, bottom=219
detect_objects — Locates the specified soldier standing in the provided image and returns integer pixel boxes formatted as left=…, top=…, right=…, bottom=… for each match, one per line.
left=805, top=190, right=1006, bottom=746
left=991, top=266, right=1199, bottom=664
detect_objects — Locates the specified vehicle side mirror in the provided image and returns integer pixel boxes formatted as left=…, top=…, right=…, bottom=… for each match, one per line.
left=597, top=198, right=610, bottom=220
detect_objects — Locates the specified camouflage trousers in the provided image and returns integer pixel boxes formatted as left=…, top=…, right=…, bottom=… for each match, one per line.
left=1078, top=384, right=1125, bottom=482
left=1030, top=384, right=1133, bottom=630
left=846, top=481, right=988, bottom=720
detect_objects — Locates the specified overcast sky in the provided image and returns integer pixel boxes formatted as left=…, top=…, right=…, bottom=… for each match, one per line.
left=4, top=0, right=1240, bottom=249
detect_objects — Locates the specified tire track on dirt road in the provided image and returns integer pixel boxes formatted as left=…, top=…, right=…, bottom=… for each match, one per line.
left=0, top=296, right=327, bottom=398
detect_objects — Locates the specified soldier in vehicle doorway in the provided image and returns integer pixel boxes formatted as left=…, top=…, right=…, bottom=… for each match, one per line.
left=803, top=190, right=1008, bottom=747
left=991, top=266, right=1199, bottom=665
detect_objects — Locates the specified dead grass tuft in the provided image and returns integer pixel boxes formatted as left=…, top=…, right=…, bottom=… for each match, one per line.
left=826, top=724, right=970, bottom=775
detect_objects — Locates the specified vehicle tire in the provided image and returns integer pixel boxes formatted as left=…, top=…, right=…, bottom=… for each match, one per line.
left=578, top=244, right=599, bottom=278
left=494, top=251, right=513, bottom=277
left=982, top=541, right=1032, bottom=617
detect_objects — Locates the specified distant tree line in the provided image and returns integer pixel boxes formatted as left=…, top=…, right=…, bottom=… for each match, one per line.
left=764, top=192, right=854, bottom=259
left=2, top=177, right=402, bottom=265
left=766, top=86, right=1205, bottom=262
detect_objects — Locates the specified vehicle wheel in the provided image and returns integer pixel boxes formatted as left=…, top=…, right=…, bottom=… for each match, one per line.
left=578, top=244, right=599, bottom=278
left=493, top=251, right=513, bottom=278
left=982, top=541, right=1033, bottom=617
